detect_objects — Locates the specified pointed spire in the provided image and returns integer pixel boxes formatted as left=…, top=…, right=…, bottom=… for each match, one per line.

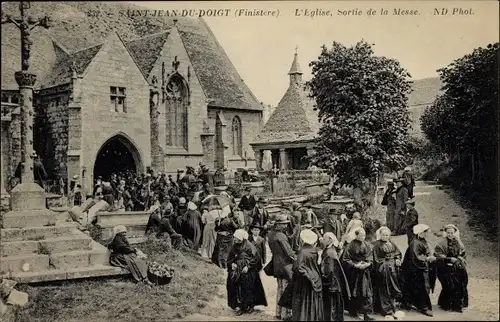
left=288, top=46, right=302, bottom=85
left=288, top=46, right=302, bottom=75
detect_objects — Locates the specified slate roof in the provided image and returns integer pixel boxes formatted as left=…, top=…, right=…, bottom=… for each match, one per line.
left=41, top=44, right=103, bottom=88
left=1, top=9, right=262, bottom=112
left=1, top=26, right=61, bottom=90
left=252, top=81, right=320, bottom=145
left=176, top=19, right=262, bottom=111
left=408, top=77, right=442, bottom=106
left=125, top=31, right=170, bottom=77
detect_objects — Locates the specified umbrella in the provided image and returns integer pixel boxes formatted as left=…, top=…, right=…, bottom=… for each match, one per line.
left=201, top=194, right=231, bottom=208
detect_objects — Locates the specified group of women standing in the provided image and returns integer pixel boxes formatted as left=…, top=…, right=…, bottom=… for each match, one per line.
left=264, top=215, right=469, bottom=321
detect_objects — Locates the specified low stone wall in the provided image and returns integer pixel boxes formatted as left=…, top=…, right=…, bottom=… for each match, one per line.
left=96, top=210, right=152, bottom=240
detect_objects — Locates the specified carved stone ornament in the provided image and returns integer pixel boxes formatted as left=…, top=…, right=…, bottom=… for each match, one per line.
left=202, top=120, right=210, bottom=133
left=166, top=78, right=183, bottom=101
left=14, top=71, right=37, bottom=87
left=151, top=75, right=158, bottom=87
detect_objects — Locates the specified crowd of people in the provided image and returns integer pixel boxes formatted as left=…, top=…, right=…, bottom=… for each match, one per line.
left=98, top=165, right=468, bottom=321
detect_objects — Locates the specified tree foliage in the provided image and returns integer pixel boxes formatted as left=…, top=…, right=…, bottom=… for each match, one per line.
left=421, top=43, right=498, bottom=186
left=306, top=41, right=413, bottom=190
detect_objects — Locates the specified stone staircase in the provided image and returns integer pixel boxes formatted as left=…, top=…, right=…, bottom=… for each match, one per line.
left=1, top=209, right=128, bottom=283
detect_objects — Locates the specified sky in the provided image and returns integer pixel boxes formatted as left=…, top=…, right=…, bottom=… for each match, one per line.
left=133, top=1, right=499, bottom=106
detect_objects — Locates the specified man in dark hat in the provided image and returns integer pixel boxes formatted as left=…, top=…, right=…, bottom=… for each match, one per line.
left=238, top=187, right=256, bottom=228
left=394, top=178, right=409, bottom=235
left=249, top=223, right=266, bottom=268
left=251, top=197, right=270, bottom=236
left=403, top=199, right=419, bottom=245
left=323, top=208, right=344, bottom=243
left=14, top=152, right=48, bottom=188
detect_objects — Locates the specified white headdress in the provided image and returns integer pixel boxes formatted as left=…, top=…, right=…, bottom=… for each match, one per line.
left=376, top=226, right=391, bottom=240
left=233, top=229, right=249, bottom=241
left=300, top=229, right=318, bottom=245
left=413, top=223, right=430, bottom=236
left=112, top=225, right=127, bottom=240
left=323, top=232, right=339, bottom=248
left=187, top=201, right=197, bottom=210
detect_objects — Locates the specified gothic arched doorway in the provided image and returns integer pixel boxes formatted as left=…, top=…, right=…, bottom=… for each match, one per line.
left=93, top=135, right=142, bottom=181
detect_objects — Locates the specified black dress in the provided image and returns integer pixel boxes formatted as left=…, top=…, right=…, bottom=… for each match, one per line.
left=400, top=237, right=436, bottom=312
left=226, top=239, right=268, bottom=312
left=434, top=237, right=469, bottom=312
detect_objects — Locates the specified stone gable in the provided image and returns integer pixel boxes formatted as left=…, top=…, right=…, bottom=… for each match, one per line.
left=78, top=32, right=151, bottom=188
left=148, top=26, right=207, bottom=159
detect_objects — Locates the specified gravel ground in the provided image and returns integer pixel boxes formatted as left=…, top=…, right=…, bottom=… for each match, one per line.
left=181, top=183, right=499, bottom=321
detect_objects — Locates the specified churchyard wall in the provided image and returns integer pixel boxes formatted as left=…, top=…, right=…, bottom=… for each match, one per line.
left=79, top=33, right=151, bottom=189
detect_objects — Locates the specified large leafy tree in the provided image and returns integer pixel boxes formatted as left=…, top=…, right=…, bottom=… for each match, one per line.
left=307, top=41, right=413, bottom=205
left=421, top=43, right=498, bottom=210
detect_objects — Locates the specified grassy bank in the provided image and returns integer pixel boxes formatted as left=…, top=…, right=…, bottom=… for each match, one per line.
left=9, top=237, right=225, bottom=322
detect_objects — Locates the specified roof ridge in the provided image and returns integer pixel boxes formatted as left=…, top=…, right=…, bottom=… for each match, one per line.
left=71, top=43, right=103, bottom=54
left=198, top=17, right=262, bottom=108
left=115, top=31, right=149, bottom=83
left=174, top=21, right=208, bottom=102
left=126, top=30, right=171, bottom=43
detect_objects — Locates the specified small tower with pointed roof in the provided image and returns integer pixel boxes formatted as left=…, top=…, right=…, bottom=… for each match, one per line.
left=288, top=46, right=302, bottom=85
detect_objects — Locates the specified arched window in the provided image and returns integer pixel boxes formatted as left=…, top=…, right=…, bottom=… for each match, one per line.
left=165, top=74, right=189, bottom=149
left=232, top=116, right=243, bottom=156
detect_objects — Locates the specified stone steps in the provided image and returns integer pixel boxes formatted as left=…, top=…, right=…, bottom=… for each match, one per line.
left=1, top=240, right=109, bottom=274
left=2, top=209, right=73, bottom=229
left=2, top=264, right=129, bottom=284
left=1, top=234, right=92, bottom=257
left=1, top=222, right=80, bottom=242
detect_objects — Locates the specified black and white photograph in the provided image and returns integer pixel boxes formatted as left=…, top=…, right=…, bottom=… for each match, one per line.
left=0, top=1, right=498, bottom=321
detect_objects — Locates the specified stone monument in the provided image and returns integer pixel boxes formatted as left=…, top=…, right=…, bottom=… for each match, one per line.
left=1, top=2, right=127, bottom=283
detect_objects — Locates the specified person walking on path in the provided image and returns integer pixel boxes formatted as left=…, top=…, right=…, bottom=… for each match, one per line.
left=381, top=179, right=397, bottom=231
left=393, top=178, right=409, bottom=235
left=266, top=217, right=296, bottom=320
left=320, top=232, right=351, bottom=321
left=402, top=166, right=415, bottom=199
left=400, top=224, right=436, bottom=317
left=403, top=199, right=419, bottom=245
left=290, top=229, right=324, bottom=321
left=226, top=229, right=268, bottom=316
left=434, top=224, right=469, bottom=313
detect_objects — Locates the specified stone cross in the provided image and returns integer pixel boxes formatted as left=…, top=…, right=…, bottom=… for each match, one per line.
left=2, top=2, right=51, bottom=184
left=172, top=56, right=180, bottom=71
left=2, top=2, right=51, bottom=72
left=272, top=164, right=279, bottom=176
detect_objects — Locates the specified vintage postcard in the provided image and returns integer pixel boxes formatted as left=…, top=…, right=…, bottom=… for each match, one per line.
left=1, top=1, right=498, bottom=321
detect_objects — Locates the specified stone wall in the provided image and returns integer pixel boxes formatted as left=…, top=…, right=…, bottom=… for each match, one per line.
left=35, top=90, right=71, bottom=182
left=208, top=108, right=261, bottom=170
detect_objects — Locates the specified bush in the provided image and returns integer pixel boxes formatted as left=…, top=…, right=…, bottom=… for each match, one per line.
left=140, top=234, right=173, bottom=255
left=86, top=223, right=104, bottom=244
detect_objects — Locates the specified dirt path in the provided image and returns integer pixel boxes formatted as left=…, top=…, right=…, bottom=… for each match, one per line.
left=181, top=183, right=499, bottom=321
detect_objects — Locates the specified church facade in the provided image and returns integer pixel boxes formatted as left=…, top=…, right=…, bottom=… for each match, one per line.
left=1, top=18, right=263, bottom=193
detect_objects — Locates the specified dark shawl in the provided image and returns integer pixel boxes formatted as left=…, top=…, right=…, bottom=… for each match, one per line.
left=226, top=239, right=268, bottom=310
left=290, top=244, right=324, bottom=321
left=341, top=239, right=373, bottom=298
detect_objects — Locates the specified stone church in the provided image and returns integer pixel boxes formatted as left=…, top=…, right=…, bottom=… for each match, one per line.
left=1, top=18, right=263, bottom=193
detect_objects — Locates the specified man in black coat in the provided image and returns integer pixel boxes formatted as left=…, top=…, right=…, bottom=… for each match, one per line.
left=394, top=178, right=409, bottom=235
left=15, top=153, right=47, bottom=188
